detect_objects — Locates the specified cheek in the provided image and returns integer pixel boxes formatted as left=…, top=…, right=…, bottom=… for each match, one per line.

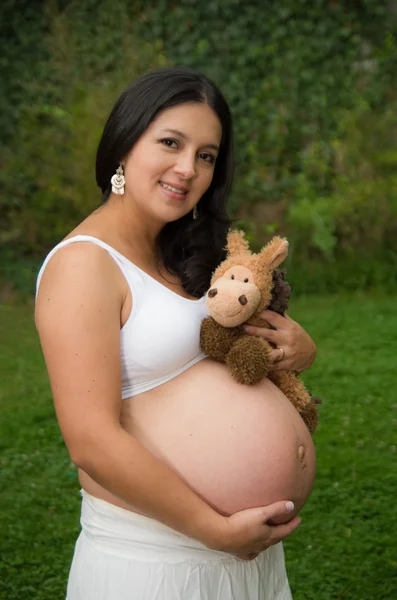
left=126, top=154, right=166, bottom=183
left=198, top=167, right=215, bottom=192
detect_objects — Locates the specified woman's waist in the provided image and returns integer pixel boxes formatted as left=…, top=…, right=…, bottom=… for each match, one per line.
left=79, top=489, right=241, bottom=564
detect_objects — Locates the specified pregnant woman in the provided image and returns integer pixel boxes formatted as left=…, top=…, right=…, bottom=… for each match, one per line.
left=35, top=67, right=317, bottom=600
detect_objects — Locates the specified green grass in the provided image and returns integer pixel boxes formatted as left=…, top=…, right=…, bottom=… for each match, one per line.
left=1, top=294, right=396, bottom=599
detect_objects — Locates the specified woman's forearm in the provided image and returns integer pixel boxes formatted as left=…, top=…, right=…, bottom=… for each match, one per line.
left=72, top=425, right=222, bottom=546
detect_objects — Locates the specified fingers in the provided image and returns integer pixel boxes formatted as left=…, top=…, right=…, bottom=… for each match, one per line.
left=260, top=310, right=291, bottom=328
left=244, top=317, right=291, bottom=346
left=244, top=326, right=281, bottom=345
left=268, top=347, right=286, bottom=363
left=244, top=311, right=301, bottom=372
left=261, top=500, right=302, bottom=544
left=262, top=500, right=296, bottom=522
left=243, top=326, right=289, bottom=368
left=221, top=501, right=301, bottom=556
left=257, top=503, right=301, bottom=549
left=258, top=327, right=279, bottom=344
left=267, top=349, right=293, bottom=371
left=268, top=516, right=302, bottom=545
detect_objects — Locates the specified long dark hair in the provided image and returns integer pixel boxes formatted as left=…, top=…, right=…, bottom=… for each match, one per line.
left=96, top=67, right=234, bottom=297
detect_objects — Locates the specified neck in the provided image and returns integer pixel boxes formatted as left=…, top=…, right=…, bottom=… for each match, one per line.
left=97, top=194, right=163, bottom=260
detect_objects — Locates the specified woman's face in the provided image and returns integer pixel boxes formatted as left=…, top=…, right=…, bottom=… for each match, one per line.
left=121, top=102, right=222, bottom=223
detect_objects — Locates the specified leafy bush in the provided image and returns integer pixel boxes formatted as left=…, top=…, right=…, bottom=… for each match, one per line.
left=130, top=0, right=397, bottom=286
left=281, top=97, right=397, bottom=292
left=0, top=1, right=166, bottom=257
left=1, top=0, right=397, bottom=294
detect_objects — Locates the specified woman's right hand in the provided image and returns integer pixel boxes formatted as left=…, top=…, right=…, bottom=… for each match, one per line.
left=206, top=501, right=301, bottom=560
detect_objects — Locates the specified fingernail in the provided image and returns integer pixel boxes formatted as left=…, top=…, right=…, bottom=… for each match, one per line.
left=244, top=326, right=253, bottom=333
left=285, top=501, right=294, bottom=512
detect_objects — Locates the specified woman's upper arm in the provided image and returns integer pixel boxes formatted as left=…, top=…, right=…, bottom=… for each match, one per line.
left=35, top=244, right=124, bottom=461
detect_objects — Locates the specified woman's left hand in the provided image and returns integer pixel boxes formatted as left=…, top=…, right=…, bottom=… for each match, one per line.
left=244, top=310, right=316, bottom=373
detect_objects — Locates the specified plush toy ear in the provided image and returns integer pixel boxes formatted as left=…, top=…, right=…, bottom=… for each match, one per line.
left=257, top=236, right=289, bottom=271
left=226, top=230, right=251, bottom=257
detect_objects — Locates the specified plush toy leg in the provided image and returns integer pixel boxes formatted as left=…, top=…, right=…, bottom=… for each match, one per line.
left=297, top=401, right=318, bottom=435
left=226, top=336, right=272, bottom=385
left=268, top=371, right=318, bottom=434
left=200, top=317, right=243, bottom=361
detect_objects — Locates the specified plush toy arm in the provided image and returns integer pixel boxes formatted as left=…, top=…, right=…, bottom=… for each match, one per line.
left=226, top=335, right=273, bottom=385
left=200, top=316, right=243, bottom=361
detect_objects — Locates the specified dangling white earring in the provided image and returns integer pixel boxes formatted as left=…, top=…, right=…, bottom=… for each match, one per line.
left=111, top=165, right=125, bottom=195
left=193, top=204, right=198, bottom=220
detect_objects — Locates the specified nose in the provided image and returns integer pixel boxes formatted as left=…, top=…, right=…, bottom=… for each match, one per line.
left=174, top=153, right=196, bottom=179
left=239, top=295, right=248, bottom=305
left=208, top=288, right=217, bottom=298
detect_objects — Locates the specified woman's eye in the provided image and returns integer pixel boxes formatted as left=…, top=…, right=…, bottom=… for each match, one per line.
left=231, top=274, right=235, bottom=280
left=161, top=138, right=178, bottom=148
left=200, top=152, right=215, bottom=164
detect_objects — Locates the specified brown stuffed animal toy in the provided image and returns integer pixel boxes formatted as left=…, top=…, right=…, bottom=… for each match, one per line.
left=200, top=230, right=318, bottom=434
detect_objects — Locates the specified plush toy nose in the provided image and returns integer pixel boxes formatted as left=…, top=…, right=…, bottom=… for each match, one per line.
left=208, top=288, right=218, bottom=298
left=239, top=295, right=248, bottom=305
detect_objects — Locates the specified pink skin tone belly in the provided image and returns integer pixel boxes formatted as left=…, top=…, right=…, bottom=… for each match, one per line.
left=117, top=359, right=316, bottom=522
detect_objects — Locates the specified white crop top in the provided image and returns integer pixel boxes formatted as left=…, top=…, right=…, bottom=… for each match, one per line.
left=36, top=235, right=209, bottom=398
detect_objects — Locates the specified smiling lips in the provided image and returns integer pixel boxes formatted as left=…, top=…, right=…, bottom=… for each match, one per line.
left=160, top=181, right=188, bottom=195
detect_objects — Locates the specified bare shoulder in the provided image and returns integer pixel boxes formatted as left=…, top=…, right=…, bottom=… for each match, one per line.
left=35, top=240, right=124, bottom=370
left=37, top=240, right=122, bottom=298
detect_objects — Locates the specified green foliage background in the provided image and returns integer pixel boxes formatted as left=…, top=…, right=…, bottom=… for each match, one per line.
left=1, top=0, right=397, bottom=295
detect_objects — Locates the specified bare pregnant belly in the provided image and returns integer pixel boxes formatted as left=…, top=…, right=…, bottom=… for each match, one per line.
left=80, top=359, right=316, bottom=520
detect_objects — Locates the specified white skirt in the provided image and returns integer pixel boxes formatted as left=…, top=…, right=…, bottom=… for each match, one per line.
left=66, top=490, right=293, bottom=600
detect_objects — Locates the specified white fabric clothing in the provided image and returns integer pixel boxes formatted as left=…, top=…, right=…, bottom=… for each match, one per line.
left=35, top=235, right=209, bottom=398
left=66, top=490, right=293, bottom=600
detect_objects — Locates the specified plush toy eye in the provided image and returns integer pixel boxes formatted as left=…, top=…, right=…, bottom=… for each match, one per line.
left=244, top=278, right=249, bottom=283
left=231, top=274, right=235, bottom=280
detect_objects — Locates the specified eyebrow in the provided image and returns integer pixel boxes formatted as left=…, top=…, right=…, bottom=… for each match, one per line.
left=160, top=128, right=220, bottom=152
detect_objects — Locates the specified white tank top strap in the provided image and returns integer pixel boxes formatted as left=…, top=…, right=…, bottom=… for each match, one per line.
left=35, top=234, right=144, bottom=297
